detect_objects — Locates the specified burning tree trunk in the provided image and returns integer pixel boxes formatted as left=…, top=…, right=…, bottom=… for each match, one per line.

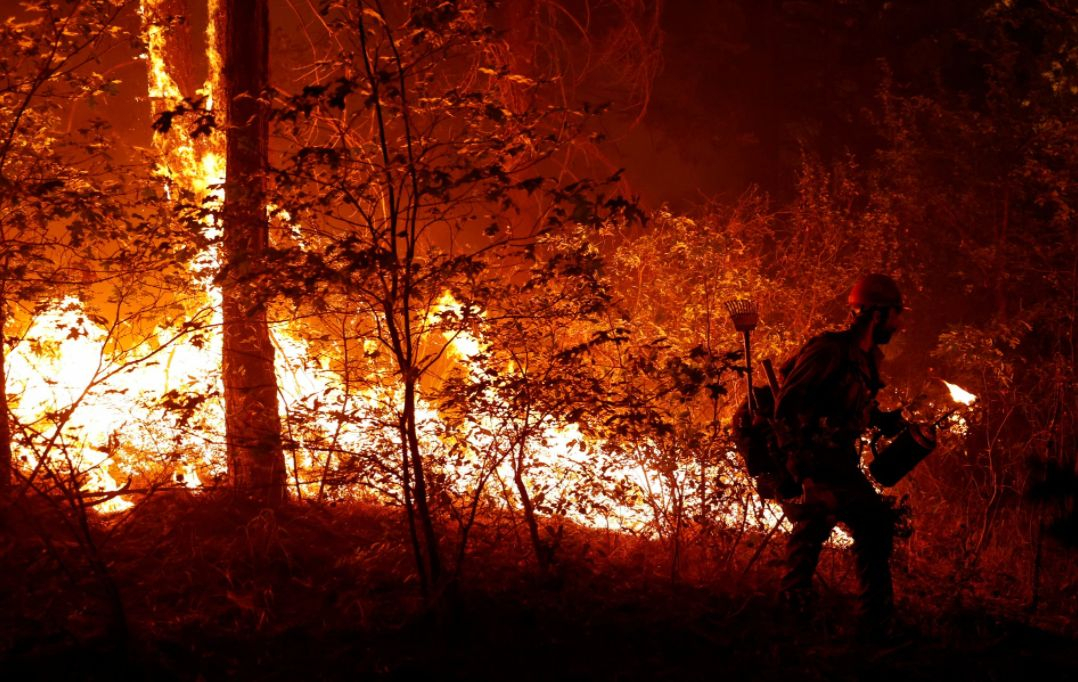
left=219, top=0, right=284, bottom=504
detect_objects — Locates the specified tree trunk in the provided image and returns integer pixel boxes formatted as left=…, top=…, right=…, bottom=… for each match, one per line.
left=403, top=377, right=442, bottom=587
left=512, top=412, right=550, bottom=571
left=140, top=0, right=198, bottom=97
left=400, top=421, right=429, bottom=598
left=219, top=0, right=284, bottom=504
left=0, top=300, right=10, bottom=497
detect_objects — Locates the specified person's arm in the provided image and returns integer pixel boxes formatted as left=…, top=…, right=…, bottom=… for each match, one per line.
left=870, top=405, right=908, bottom=438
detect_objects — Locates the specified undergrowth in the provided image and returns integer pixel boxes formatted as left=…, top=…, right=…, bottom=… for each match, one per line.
left=2, top=494, right=1077, bottom=681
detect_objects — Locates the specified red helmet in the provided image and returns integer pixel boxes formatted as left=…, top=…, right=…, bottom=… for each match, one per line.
left=848, top=273, right=902, bottom=310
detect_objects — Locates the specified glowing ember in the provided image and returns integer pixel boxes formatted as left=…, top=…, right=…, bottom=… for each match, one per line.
left=943, top=380, right=977, bottom=406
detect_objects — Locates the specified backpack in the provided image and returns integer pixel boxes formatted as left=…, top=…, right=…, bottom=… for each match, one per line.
left=731, top=370, right=801, bottom=501
left=731, top=386, right=779, bottom=477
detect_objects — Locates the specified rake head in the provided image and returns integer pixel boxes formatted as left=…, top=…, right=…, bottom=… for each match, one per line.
left=724, top=299, right=759, bottom=332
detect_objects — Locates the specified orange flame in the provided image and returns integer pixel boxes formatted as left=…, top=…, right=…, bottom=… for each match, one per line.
left=943, top=380, right=977, bottom=406
left=15, top=7, right=818, bottom=541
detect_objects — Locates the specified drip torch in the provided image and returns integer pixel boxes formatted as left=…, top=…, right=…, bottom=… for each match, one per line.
left=868, top=380, right=978, bottom=487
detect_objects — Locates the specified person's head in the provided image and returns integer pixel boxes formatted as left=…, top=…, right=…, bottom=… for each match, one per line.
left=847, top=274, right=903, bottom=346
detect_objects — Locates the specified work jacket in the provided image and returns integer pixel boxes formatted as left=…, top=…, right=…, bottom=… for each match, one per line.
left=774, top=330, right=905, bottom=482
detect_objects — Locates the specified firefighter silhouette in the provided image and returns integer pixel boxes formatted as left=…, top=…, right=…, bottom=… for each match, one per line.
left=773, top=274, right=930, bottom=634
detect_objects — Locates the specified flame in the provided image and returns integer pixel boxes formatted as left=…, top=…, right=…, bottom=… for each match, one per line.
left=944, top=380, right=977, bottom=406
left=7, top=300, right=153, bottom=513
left=432, top=292, right=483, bottom=361
left=421, top=294, right=805, bottom=538
left=205, top=0, right=223, bottom=107
left=12, top=6, right=838, bottom=544
left=8, top=296, right=387, bottom=510
left=10, top=3, right=232, bottom=509
left=140, top=0, right=225, bottom=213
left=11, top=287, right=818, bottom=543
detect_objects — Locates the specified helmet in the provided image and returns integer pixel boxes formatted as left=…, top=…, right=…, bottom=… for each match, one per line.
left=848, top=273, right=902, bottom=310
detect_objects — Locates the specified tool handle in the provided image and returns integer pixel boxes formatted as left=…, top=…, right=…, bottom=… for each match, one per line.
left=762, top=359, right=780, bottom=400
left=743, top=331, right=755, bottom=417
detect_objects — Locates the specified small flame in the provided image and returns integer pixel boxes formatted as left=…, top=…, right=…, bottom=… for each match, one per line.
left=943, top=380, right=977, bottom=406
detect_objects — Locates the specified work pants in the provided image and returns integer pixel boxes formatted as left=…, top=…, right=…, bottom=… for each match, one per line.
left=779, top=470, right=895, bottom=623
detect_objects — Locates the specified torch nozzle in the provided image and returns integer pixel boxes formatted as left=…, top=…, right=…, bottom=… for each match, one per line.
left=932, top=410, right=958, bottom=429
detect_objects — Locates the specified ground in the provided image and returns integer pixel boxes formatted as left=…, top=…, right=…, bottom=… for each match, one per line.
left=2, top=495, right=1076, bottom=681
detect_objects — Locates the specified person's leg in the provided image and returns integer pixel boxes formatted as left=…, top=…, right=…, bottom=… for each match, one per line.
left=839, top=478, right=896, bottom=627
left=779, top=503, right=835, bottom=609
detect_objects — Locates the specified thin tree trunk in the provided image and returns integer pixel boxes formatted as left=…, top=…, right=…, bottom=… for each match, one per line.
left=403, top=377, right=441, bottom=586
left=0, top=300, right=10, bottom=497
left=400, top=415, right=429, bottom=598
left=513, top=424, right=550, bottom=571
left=219, top=0, right=284, bottom=505
left=669, top=473, right=683, bottom=583
left=507, top=404, right=550, bottom=570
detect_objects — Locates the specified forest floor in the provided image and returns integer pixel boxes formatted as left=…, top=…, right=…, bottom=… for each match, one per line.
left=1, top=493, right=1076, bottom=681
